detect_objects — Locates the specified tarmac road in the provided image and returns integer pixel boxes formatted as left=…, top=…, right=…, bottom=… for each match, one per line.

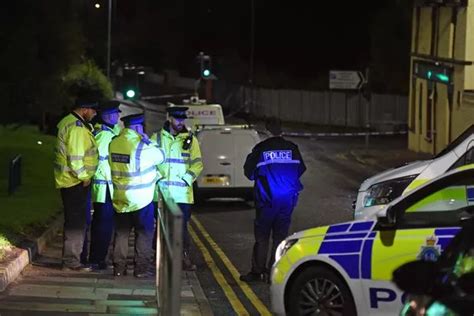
left=120, top=100, right=428, bottom=315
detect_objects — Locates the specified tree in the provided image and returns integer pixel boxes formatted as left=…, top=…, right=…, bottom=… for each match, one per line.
left=0, top=0, right=87, bottom=125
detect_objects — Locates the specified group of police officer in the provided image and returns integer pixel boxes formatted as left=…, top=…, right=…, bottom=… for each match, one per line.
left=53, top=94, right=203, bottom=278
left=53, top=93, right=306, bottom=282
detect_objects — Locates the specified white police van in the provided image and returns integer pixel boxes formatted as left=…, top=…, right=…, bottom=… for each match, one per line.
left=271, top=166, right=474, bottom=316
left=194, top=124, right=260, bottom=202
left=354, top=125, right=474, bottom=220
left=167, top=97, right=225, bottom=132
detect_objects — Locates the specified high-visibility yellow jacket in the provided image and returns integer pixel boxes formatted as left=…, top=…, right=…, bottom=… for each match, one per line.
left=151, top=123, right=203, bottom=204
left=91, top=123, right=121, bottom=203
left=109, top=128, right=164, bottom=213
left=54, top=113, right=98, bottom=189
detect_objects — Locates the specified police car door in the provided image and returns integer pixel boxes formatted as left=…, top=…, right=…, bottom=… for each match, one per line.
left=362, top=168, right=474, bottom=315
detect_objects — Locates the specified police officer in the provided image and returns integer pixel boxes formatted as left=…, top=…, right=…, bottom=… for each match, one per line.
left=151, top=106, right=203, bottom=271
left=240, top=117, right=306, bottom=282
left=89, top=100, right=121, bottom=269
left=54, top=93, right=99, bottom=272
left=109, top=113, right=164, bottom=278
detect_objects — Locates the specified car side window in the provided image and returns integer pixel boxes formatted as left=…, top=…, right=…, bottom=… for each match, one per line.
left=450, top=147, right=474, bottom=170
left=398, top=185, right=472, bottom=228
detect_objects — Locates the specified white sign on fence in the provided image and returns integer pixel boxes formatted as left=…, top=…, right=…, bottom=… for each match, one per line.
left=329, top=71, right=365, bottom=90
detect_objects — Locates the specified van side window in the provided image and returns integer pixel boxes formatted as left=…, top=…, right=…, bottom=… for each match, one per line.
left=450, top=147, right=474, bottom=170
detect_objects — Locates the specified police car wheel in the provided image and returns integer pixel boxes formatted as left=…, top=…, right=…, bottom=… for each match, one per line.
left=287, top=266, right=356, bottom=316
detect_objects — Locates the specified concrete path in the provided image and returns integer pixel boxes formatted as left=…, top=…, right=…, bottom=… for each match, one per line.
left=0, top=230, right=212, bottom=316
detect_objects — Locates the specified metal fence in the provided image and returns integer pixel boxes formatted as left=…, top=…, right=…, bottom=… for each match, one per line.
left=8, top=154, right=22, bottom=195
left=155, top=191, right=183, bottom=316
left=144, top=72, right=409, bottom=132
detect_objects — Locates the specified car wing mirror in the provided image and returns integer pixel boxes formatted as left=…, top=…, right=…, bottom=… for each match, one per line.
left=392, top=260, right=438, bottom=294
left=377, top=206, right=396, bottom=227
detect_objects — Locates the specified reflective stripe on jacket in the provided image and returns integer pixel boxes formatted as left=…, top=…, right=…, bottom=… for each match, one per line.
left=109, top=128, right=164, bottom=213
left=54, top=113, right=98, bottom=189
left=244, top=136, right=306, bottom=204
left=91, top=123, right=120, bottom=203
left=151, top=124, right=203, bottom=204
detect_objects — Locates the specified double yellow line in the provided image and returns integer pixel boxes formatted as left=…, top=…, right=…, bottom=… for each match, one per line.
left=190, top=216, right=271, bottom=315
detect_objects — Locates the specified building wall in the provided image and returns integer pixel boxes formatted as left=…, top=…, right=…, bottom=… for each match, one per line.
left=409, top=3, right=474, bottom=155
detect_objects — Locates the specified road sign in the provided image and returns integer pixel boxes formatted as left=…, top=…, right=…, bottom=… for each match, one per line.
left=329, top=71, right=366, bottom=90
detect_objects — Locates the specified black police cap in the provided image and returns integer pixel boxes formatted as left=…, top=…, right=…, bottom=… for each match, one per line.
left=166, top=106, right=188, bottom=119
left=99, top=100, right=122, bottom=115
left=121, top=113, right=144, bottom=126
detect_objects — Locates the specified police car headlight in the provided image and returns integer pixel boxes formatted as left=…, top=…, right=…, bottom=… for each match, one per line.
left=364, top=175, right=416, bottom=207
left=275, top=239, right=298, bottom=263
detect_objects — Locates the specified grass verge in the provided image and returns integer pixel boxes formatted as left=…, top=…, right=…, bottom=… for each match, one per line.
left=0, top=125, right=61, bottom=260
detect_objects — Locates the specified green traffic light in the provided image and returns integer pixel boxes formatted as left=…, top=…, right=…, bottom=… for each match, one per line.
left=436, top=73, right=450, bottom=83
left=126, top=89, right=136, bottom=98
left=203, top=69, right=210, bottom=77
left=427, top=71, right=432, bottom=79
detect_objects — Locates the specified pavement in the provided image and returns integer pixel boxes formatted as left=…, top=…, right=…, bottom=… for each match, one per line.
left=0, top=219, right=213, bottom=315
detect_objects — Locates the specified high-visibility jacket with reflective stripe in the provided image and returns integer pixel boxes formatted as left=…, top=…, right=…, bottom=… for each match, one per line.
left=54, top=113, right=98, bottom=189
left=151, top=124, right=203, bottom=204
left=91, top=123, right=121, bottom=203
left=109, top=128, right=164, bottom=213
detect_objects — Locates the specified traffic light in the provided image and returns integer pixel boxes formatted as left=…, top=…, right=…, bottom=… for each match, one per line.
left=413, top=61, right=453, bottom=85
left=123, top=87, right=138, bottom=100
left=200, top=55, right=212, bottom=79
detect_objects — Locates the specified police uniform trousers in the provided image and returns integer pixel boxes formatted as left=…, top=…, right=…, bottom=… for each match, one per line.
left=60, top=182, right=91, bottom=268
left=251, top=193, right=298, bottom=274
left=89, top=187, right=114, bottom=265
left=179, top=203, right=192, bottom=253
left=113, top=202, right=154, bottom=273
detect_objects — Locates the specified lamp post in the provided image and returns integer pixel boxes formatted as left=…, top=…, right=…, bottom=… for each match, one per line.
left=106, top=0, right=112, bottom=79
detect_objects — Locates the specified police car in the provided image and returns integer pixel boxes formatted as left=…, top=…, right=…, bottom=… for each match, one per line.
left=270, top=166, right=474, bottom=316
left=354, top=124, right=474, bottom=221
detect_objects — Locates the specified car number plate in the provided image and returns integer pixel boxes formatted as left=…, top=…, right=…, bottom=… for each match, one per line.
left=203, top=176, right=229, bottom=185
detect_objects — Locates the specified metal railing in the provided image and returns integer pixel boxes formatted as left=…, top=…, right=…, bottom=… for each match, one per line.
left=8, top=155, right=22, bottom=195
left=155, top=190, right=183, bottom=315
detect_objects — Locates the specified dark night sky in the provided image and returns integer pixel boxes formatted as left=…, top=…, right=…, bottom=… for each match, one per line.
left=110, top=0, right=393, bottom=83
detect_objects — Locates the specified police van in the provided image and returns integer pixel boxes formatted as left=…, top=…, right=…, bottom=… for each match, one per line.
left=167, top=97, right=225, bottom=132
left=270, top=166, right=474, bottom=316
left=194, top=124, right=260, bottom=202
left=354, top=125, right=474, bottom=220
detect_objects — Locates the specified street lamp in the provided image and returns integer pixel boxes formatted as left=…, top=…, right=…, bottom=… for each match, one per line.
left=106, top=0, right=112, bottom=79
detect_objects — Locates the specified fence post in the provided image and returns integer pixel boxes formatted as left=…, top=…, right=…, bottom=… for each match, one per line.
left=156, top=190, right=183, bottom=315
left=8, top=155, right=22, bottom=195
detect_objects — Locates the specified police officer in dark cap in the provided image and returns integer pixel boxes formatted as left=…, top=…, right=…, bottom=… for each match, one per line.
left=54, top=91, right=100, bottom=272
left=109, top=112, right=164, bottom=277
left=151, top=105, right=204, bottom=271
left=89, top=100, right=122, bottom=269
left=240, top=116, right=306, bottom=282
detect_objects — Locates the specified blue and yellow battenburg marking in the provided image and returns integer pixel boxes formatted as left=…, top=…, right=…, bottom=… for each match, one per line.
left=316, top=221, right=461, bottom=280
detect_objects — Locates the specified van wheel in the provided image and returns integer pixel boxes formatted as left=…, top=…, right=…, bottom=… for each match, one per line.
left=287, top=266, right=356, bottom=316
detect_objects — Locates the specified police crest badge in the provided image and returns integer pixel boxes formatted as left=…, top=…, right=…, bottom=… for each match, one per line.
left=417, top=235, right=441, bottom=261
